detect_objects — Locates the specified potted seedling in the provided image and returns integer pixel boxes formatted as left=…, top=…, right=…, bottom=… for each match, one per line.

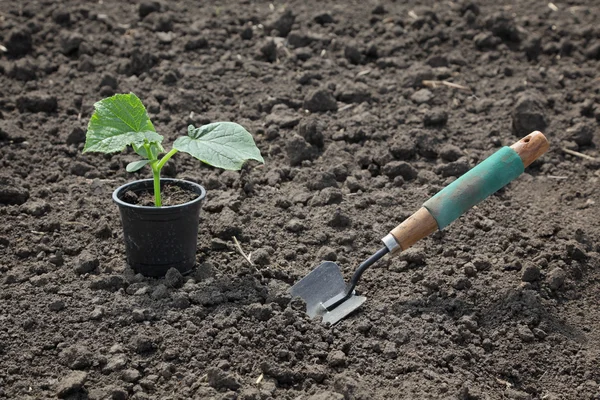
left=83, top=93, right=264, bottom=277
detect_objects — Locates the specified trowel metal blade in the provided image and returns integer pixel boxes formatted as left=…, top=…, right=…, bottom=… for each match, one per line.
left=289, top=261, right=366, bottom=325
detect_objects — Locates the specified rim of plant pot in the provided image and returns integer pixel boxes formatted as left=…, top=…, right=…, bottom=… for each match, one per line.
left=112, top=178, right=207, bottom=210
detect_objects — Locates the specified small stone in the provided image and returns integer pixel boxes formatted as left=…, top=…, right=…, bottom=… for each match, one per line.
left=258, top=39, right=277, bottom=62
left=286, top=134, right=318, bottom=166
left=327, top=209, right=351, bottom=228
left=59, top=345, right=93, bottom=370
left=474, top=32, right=499, bottom=49
left=164, top=268, right=184, bottom=288
left=511, top=92, right=547, bottom=137
left=121, top=369, right=141, bottom=383
left=521, top=264, right=541, bottom=282
left=426, top=55, right=448, bottom=67
left=60, top=32, right=84, bottom=55
left=285, top=218, right=306, bottom=232
left=567, top=242, right=588, bottom=261
left=266, top=9, right=295, bottom=37
left=473, top=258, right=492, bottom=271
left=49, top=251, right=65, bottom=266
left=327, top=350, right=346, bottom=367
left=317, top=246, right=337, bottom=261
left=382, top=161, right=418, bottom=180
left=452, top=277, right=472, bottom=290
left=523, top=36, right=542, bottom=61
left=49, top=300, right=65, bottom=312
left=517, top=325, right=535, bottom=342
left=74, top=251, right=99, bottom=275
left=207, top=367, right=241, bottom=391
left=52, top=10, right=71, bottom=25
left=156, top=31, right=174, bottom=44
left=66, top=127, right=86, bottom=145
left=459, top=315, right=479, bottom=332
left=423, top=109, right=448, bottom=127
left=410, top=89, right=434, bottom=104
left=584, top=42, right=600, bottom=60
left=90, top=307, right=104, bottom=320
left=103, top=356, right=127, bottom=373
left=390, top=136, right=417, bottom=160
left=505, top=388, right=532, bottom=400
left=246, top=303, right=273, bottom=321
left=6, top=28, right=33, bottom=56
left=139, top=1, right=161, bottom=18
left=398, top=247, right=426, bottom=265
left=7, top=58, right=37, bottom=81
left=383, top=342, right=397, bottom=359
left=266, top=106, right=301, bottom=129
left=436, top=159, right=469, bottom=177
left=463, top=263, right=477, bottom=277
left=184, top=37, right=208, bottom=51
left=547, top=267, right=566, bottom=290
left=566, top=122, right=594, bottom=147
left=298, top=118, right=325, bottom=148
left=303, top=88, right=337, bottom=113
left=17, top=92, right=58, bottom=113
left=99, top=73, right=118, bottom=89
left=21, top=200, right=50, bottom=216
left=439, top=144, right=464, bottom=162
left=336, top=82, right=372, bottom=104
left=130, top=335, right=155, bottom=354
left=89, top=275, right=126, bottom=292
left=252, top=248, right=271, bottom=266
left=151, top=284, right=170, bottom=299
left=314, top=12, right=334, bottom=25
left=56, top=371, right=87, bottom=398
left=344, top=44, right=363, bottom=65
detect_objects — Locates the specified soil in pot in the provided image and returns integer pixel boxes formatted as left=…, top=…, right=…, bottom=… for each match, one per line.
left=121, top=182, right=200, bottom=207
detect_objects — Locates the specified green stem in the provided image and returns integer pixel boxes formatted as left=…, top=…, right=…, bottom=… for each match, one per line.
left=150, top=149, right=178, bottom=207
left=157, top=148, right=178, bottom=170
left=152, top=163, right=162, bottom=207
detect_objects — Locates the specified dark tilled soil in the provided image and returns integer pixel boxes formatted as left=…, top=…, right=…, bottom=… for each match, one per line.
left=1, top=0, right=600, bottom=399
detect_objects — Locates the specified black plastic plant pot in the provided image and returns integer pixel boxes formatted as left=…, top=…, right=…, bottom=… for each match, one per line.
left=112, top=178, right=206, bottom=277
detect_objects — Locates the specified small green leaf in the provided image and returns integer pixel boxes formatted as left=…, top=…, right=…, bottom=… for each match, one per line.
left=133, top=142, right=164, bottom=160
left=174, top=122, right=264, bottom=170
left=83, top=93, right=163, bottom=153
left=126, top=160, right=151, bottom=172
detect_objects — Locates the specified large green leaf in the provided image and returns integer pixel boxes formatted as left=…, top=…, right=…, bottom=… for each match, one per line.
left=173, top=122, right=264, bottom=170
left=83, top=93, right=163, bottom=153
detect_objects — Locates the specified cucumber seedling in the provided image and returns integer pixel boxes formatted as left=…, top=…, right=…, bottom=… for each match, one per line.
left=83, top=93, right=264, bottom=206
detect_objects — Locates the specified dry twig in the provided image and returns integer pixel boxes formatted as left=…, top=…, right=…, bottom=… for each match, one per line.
left=233, top=236, right=256, bottom=270
left=561, top=147, right=598, bottom=161
left=422, top=80, right=471, bottom=92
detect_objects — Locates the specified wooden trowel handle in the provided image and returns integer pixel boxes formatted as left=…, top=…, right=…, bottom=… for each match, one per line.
left=383, top=131, right=549, bottom=253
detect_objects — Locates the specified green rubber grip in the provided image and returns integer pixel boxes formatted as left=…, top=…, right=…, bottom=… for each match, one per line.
left=423, top=146, right=524, bottom=230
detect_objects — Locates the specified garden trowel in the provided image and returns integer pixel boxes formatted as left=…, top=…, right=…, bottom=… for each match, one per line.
left=290, top=131, right=550, bottom=325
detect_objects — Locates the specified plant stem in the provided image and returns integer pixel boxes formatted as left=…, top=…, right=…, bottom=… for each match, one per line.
left=152, top=163, right=162, bottom=207
left=150, top=149, right=178, bottom=207
left=157, top=149, right=178, bottom=170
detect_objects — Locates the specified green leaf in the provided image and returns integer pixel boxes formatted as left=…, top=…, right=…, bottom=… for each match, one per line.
left=173, top=122, right=264, bottom=170
left=83, top=93, right=163, bottom=153
left=126, top=160, right=151, bottom=172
